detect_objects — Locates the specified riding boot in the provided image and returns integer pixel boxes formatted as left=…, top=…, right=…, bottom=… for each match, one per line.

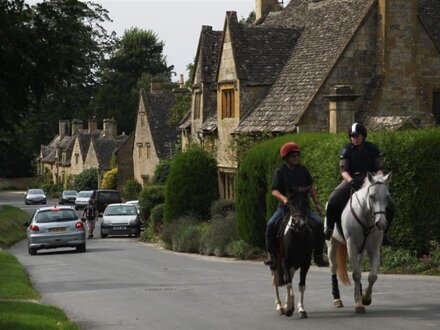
left=324, top=217, right=334, bottom=241
left=313, top=230, right=329, bottom=267
left=264, top=233, right=276, bottom=270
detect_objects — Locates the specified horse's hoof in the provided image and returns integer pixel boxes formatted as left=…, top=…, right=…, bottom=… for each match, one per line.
left=333, top=299, right=344, bottom=308
left=355, top=306, right=366, bottom=314
left=277, top=308, right=284, bottom=315
left=299, top=311, right=308, bottom=319
left=362, top=297, right=372, bottom=306
left=284, top=309, right=293, bottom=317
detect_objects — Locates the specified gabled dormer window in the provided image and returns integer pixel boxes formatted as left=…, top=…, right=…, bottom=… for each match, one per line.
left=75, top=153, right=79, bottom=165
left=221, top=89, right=235, bottom=119
left=137, top=142, right=143, bottom=158
left=146, top=143, right=151, bottom=159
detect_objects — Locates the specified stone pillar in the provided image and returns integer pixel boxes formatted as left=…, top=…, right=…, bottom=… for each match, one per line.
left=256, top=0, right=278, bottom=21
left=103, top=118, right=117, bottom=138
left=325, top=85, right=360, bottom=134
left=71, top=119, right=83, bottom=134
left=88, top=117, right=97, bottom=133
left=58, top=120, right=70, bottom=138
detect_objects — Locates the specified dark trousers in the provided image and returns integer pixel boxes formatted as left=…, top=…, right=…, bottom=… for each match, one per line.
left=326, top=180, right=395, bottom=232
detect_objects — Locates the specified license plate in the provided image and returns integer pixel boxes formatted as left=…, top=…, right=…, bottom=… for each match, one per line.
left=114, top=226, right=126, bottom=230
left=49, top=227, right=67, bottom=232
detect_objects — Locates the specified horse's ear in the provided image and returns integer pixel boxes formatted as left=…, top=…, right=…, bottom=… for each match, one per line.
left=383, top=172, right=392, bottom=183
left=367, top=172, right=374, bottom=183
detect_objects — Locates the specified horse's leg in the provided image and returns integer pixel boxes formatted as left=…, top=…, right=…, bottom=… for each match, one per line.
left=328, top=240, right=344, bottom=308
left=347, top=241, right=365, bottom=313
left=363, top=248, right=380, bottom=306
left=284, top=268, right=295, bottom=317
left=297, top=264, right=310, bottom=319
left=272, top=272, right=284, bottom=315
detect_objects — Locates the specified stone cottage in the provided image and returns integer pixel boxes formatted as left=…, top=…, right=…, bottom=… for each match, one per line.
left=182, top=0, right=440, bottom=199
left=133, top=83, right=184, bottom=186
left=38, top=118, right=127, bottom=187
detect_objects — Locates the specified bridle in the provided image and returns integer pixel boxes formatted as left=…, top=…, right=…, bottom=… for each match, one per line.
left=350, top=181, right=388, bottom=253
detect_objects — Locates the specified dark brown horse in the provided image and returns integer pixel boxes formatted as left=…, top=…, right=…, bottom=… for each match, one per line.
left=270, top=186, right=314, bottom=318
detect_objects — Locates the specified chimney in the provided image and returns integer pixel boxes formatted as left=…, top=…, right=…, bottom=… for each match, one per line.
left=58, top=120, right=70, bottom=138
left=88, top=117, right=97, bottom=133
left=179, top=74, right=185, bottom=89
left=325, top=85, right=360, bottom=134
left=103, top=118, right=117, bottom=138
left=71, top=119, right=83, bottom=134
left=256, top=0, right=278, bottom=21
left=150, top=82, right=163, bottom=94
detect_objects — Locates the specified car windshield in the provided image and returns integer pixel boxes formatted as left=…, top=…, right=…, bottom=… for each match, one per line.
left=28, top=189, right=43, bottom=194
left=97, top=191, right=120, bottom=202
left=78, top=191, right=93, bottom=198
left=104, top=205, right=137, bottom=216
left=36, top=209, right=78, bottom=223
left=64, top=190, right=77, bottom=196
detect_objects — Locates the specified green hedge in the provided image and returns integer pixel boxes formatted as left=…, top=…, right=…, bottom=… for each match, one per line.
left=236, top=129, right=440, bottom=253
left=163, top=145, right=218, bottom=223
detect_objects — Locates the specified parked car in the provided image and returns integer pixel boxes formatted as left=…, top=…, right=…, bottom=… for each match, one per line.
left=101, top=203, right=140, bottom=238
left=58, top=190, right=78, bottom=205
left=90, top=190, right=122, bottom=214
left=75, top=190, right=93, bottom=210
left=125, top=200, right=139, bottom=214
left=24, top=206, right=86, bottom=255
left=24, top=189, right=47, bottom=205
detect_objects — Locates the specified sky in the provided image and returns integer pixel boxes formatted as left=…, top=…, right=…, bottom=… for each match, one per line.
left=94, top=0, right=258, bottom=82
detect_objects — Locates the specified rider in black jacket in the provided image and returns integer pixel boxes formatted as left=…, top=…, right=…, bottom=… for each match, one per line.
left=324, top=123, right=394, bottom=245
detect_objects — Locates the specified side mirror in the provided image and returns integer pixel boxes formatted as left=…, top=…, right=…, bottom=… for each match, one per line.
left=81, top=217, right=86, bottom=222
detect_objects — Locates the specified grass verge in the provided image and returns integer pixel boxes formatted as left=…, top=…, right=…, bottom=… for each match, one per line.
left=0, top=205, right=82, bottom=329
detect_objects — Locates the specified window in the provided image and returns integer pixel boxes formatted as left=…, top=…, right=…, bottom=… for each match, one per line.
left=146, top=143, right=151, bottom=159
left=194, top=92, right=201, bottom=119
left=433, top=91, right=440, bottom=124
left=220, top=171, right=235, bottom=200
left=75, top=153, right=79, bottom=165
left=137, top=143, right=142, bottom=158
left=140, top=112, right=145, bottom=127
left=221, top=89, right=235, bottom=119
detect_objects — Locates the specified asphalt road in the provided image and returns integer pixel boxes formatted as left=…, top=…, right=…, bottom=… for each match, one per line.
left=3, top=191, right=440, bottom=330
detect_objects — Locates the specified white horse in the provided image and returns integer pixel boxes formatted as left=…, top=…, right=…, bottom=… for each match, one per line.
left=327, top=172, right=391, bottom=313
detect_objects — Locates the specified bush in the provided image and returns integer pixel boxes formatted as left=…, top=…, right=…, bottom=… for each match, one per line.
left=152, top=160, right=171, bottom=185
left=123, top=179, right=142, bottom=200
left=164, top=145, right=218, bottom=223
left=199, top=212, right=238, bottom=257
left=151, top=203, right=164, bottom=229
left=73, top=168, right=98, bottom=191
left=210, top=199, right=235, bottom=218
left=138, top=185, right=164, bottom=224
left=226, top=240, right=263, bottom=260
left=101, top=168, right=118, bottom=190
left=161, top=215, right=201, bottom=253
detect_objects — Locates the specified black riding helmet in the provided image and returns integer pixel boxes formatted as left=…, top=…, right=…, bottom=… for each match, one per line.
left=348, top=122, right=367, bottom=139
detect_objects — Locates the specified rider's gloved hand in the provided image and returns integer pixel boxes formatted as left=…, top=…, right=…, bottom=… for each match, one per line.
left=350, top=179, right=363, bottom=191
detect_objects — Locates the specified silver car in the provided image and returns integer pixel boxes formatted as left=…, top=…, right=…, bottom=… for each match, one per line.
left=24, top=188, right=47, bottom=205
left=25, top=206, right=86, bottom=255
left=75, top=190, right=93, bottom=210
left=101, top=203, right=140, bottom=238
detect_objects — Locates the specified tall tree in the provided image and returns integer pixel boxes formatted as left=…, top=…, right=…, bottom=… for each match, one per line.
left=0, top=0, right=115, bottom=176
left=92, top=28, right=173, bottom=135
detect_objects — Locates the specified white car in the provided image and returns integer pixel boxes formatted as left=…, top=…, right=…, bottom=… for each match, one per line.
left=75, top=190, right=93, bottom=210
left=125, top=200, right=139, bottom=214
left=100, top=203, right=140, bottom=238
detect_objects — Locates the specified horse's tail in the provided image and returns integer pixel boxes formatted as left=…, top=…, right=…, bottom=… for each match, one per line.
left=336, top=244, right=351, bottom=285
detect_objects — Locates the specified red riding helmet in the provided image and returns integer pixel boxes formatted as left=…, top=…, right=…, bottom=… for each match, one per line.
left=280, top=142, right=301, bottom=159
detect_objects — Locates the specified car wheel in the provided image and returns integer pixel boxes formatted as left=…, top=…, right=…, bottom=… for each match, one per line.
left=29, top=247, right=37, bottom=255
left=101, top=231, right=107, bottom=238
left=76, top=244, right=86, bottom=253
left=134, top=229, right=140, bottom=238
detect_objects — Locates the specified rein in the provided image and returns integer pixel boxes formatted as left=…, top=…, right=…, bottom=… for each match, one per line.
left=349, top=182, right=387, bottom=254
